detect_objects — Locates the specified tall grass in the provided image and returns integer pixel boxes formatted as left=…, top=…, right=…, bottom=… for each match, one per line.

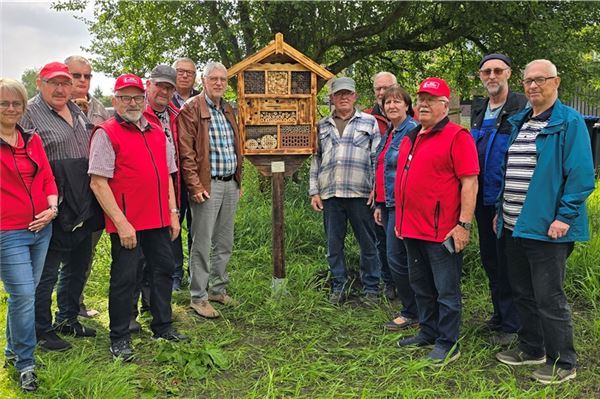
left=1, top=162, right=598, bottom=398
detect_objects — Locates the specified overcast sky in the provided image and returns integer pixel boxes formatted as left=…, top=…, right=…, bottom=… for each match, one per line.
left=0, top=0, right=115, bottom=94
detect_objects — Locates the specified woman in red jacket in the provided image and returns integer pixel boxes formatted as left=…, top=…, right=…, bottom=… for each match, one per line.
left=0, top=78, right=58, bottom=392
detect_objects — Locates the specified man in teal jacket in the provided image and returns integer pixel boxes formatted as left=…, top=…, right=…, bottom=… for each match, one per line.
left=494, top=59, right=595, bottom=384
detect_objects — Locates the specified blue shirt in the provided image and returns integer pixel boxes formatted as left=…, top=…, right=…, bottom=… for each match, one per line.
left=205, top=94, right=237, bottom=177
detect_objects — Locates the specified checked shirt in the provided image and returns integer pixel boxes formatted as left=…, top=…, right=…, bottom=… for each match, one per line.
left=205, top=94, right=237, bottom=177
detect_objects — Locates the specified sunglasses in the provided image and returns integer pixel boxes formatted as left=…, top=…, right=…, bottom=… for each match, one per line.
left=72, top=73, right=93, bottom=80
left=479, top=67, right=509, bottom=77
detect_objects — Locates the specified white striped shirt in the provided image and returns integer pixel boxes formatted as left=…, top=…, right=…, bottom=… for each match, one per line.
left=502, top=110, right=552, bottom=230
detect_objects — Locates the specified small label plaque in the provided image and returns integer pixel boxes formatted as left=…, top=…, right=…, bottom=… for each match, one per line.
left=271, top=161, right=285, bottom=173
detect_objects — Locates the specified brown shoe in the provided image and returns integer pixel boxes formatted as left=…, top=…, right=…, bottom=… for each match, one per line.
left=208, top=293, right=238, bottom=306
left=190, top=300, right=220, bottom=318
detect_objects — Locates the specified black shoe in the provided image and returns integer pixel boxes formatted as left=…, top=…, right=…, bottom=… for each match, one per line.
left=152, top=328, right=190, bottom=342
left=384, top=285, right=397, bottom=301
left=37, top=331, right=71, bottom=352
left=54, top=321, right=96, bottom=337
left=20, top=369, right=37, bottom=392
left=4, top=353, right=16, bottom=369
left=397, top=335, right=434, bottom=348
left=485, top=317, right=502, bottom=332
left=129, top=319, right=142, bottom=333
left=491, top=332, right=518, bottom=347
left=110, top=339, right=134, bottom=362
left=360, top=292, right=380, bottom=306
left=329, top=291, right=346, bottom=305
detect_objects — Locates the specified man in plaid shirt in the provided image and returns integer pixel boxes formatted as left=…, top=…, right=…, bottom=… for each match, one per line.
left=309, top=77, right=381, bottom=305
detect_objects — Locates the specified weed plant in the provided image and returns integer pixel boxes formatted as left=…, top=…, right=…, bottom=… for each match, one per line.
left=1, top=162, right=598, bottom=398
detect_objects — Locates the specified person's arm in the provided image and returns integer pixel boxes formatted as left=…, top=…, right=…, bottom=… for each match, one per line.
left=445, top=175, right=477, bottom=252
left=309, top=124, right=323, bottom=211
left=90, top=175, right=137, bottom=249
left=176, top=101, right=209, bottom=203
left=167, top=175, right=180, bottom=241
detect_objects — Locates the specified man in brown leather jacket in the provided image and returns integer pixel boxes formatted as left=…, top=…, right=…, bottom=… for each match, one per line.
left=177, top=61, right=242, bottom=319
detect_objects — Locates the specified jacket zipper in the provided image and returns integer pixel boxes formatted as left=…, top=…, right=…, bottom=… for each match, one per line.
left=434, top=201, right=440, bottom=239
left=397, top=134, right=421, bottom=236
left=141, top=132, right=164, bottom=226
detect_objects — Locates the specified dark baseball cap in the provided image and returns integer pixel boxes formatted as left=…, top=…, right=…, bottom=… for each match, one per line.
left=479, top=53, right=512, bottom=69
left=149, top=64, right=177, bottom=87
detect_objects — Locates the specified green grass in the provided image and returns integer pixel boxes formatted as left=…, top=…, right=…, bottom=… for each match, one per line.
left=1, top=162, right=599, bottom=398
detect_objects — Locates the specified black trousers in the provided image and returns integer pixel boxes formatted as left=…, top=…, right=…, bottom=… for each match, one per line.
left=35, top=234, right=92, bottom=333
left=503, top=229, right=576, bottom=370
left=109, top=227, right=174, bottom=341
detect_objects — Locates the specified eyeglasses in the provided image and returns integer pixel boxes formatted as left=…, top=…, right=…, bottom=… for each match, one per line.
left=373, top=85, right=391, bottom=92
left=479, top=67, right=509, bottom=77
left=72, top=73, right=93, bottom=80
left=0, top=101, right=24, bottom=110
left=115, top=95, right=145, bottom=104
left=206, top=76, right=227, bottom=83
left=42, top=79, right=72, bottom=88
left=521, top=76, right=557, bottom=87
left=416, top=96, right=447, bottom=105
left=176, top=69, right=196, bottom=76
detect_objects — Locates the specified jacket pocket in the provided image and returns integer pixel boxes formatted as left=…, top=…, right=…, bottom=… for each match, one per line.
left=352, top=130, right=370, bottom=150
left=318, top=129, right=334, bottom=154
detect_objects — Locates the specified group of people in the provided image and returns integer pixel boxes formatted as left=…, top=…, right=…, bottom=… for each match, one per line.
left=0, top=51, right=595, bottom=392
left=309, top=54, right=595, bottom=384
left=0, top=57, right=241, bottom=391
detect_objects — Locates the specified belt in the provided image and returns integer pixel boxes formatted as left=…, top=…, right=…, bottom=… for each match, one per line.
left=211, top=175, right=234, bottom=181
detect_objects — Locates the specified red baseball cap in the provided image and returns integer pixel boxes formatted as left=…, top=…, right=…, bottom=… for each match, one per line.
left=39, top=62, right=72, bottom=80
left=417, top=77, right=451, bottom=98
left=114, top=74, right=145, bottom=92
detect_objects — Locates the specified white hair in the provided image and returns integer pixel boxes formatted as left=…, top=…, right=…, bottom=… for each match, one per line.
left=202, top=61, right=227, bottom=78
left=523, top=59, right=558, bottom=77
left=64, top=55, right=91, bottom=67
left=371, top=71, right=397, bottom=84
left=172, top=57, right=196, bottom=70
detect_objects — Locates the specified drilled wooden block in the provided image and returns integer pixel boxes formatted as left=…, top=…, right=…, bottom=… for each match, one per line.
left=244, top=71, right=265, bottom=94
left=266, top=71, right=289, bottom=95
left=246, top=125, right=277, bottom=139
left=281, top=124, right=310, bottom=147
left=291, top=71, right=311, bottom=94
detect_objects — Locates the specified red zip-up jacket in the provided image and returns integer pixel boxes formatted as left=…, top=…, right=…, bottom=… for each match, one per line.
left=1, top=126, right=58, bottom=230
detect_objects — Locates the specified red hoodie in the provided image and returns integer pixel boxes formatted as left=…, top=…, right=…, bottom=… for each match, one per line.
left=1, top=126, right=58, bottom=230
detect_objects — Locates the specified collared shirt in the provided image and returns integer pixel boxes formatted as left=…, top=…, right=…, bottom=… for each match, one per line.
left=153, top=108, right=177, bottom=162
left=88, top=115, right=177, bottom=178
left=205, top=94, right=237, bottom=177
left=332, top=109, right=355, bottom=137
left=20, top=94, right=92, bottom=161
left=309, top=110, right=380, bottom=199
left=172, top=88, right=200, bottom=108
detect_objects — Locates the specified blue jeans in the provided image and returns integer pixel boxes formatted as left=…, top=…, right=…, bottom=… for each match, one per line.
left=475, top=202, right=519, bottom=332
left=404, top=238, right=463, bottom=351
left=0, top=226, right=52, bottom=371
left=374, top=204, right=392, bottom=288
left=323, top=197, right=380, bottom=294
left=503, top=229, right=576, bottom=369
left=380, top=207, right=418, bottom=319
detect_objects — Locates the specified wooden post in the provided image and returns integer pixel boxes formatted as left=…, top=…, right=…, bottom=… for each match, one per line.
left=271, top=170, right=285, bottom=279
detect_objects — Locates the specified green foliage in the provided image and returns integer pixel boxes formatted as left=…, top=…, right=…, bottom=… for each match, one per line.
left=20, top=68, right=39, bottom=99
left=92, top=85, right=112, bottom=107
left=53, top=1, right=600, bottom=99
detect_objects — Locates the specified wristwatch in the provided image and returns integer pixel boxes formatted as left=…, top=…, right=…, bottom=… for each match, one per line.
left=458, top=221, right=472, bottom=230
left=170, top=208, right=180, bottom=215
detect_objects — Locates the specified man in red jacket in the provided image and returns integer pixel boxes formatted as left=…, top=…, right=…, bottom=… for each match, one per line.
left=89, top=74, right=188, bottom=362
left=394, top=78, right=479, bottom=364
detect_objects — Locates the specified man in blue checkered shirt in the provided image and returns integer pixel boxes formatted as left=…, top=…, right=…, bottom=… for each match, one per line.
left=178, top=61, right=242, bottom=319
left=309, top=77, right=381, bottom=305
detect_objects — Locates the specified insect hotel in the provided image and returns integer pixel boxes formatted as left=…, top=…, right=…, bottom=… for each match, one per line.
left=228, top=32, right=334, bottom=176
left=228, top=33, right=334, bottom=290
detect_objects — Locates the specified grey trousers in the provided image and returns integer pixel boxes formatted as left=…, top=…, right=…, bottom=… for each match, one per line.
left=189, top=179, right=239, bottom=301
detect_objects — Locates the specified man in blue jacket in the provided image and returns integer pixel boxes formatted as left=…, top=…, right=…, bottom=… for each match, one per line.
left=494, top=59, right=595, bottom=384
left=471, top=53, right=527, bottom=346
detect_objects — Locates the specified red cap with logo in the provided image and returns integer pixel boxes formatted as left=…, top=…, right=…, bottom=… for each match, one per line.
left=114, top=74, right=145, bottom=92
left=39, top=62, right=72, bottom=80
left=417, top=77, right=450, bottom=98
